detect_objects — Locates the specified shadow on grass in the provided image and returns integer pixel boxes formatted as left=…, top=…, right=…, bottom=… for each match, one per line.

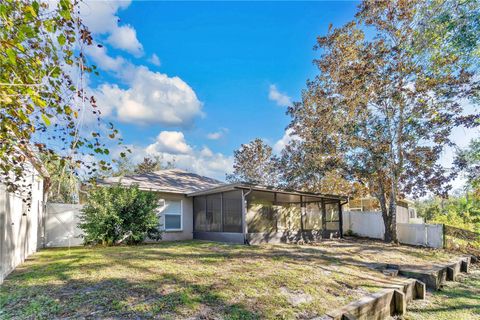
left=1, top=275, right=259, bottom=319
left=2, top=239, right=458, bottom=320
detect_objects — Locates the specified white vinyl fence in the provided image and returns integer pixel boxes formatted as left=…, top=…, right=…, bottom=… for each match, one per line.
left=343, top=211, right=444, bottom=248
left=397, top=223, right=444, bottom=248
left=343, top=211, right=385, bottom=239
left=45, top=203, right=84, bottom=247
left=0, top=176, right=44, bottom=284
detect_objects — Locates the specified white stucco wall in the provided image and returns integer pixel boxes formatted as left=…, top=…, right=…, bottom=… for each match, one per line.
left=156, top=192, right=193, bottom=241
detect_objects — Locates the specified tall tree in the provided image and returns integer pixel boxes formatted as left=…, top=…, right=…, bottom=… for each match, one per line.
left=0, top=0, right=122, bottom=196
left=227, top=138, right=280, bottom=186
left=414, top=0, right=480, bottom=71
left=456, top=138, right=480, bottom=194
left=286, top=1, right=479, bottom=242
left=134, top=156, right=175, bottom=174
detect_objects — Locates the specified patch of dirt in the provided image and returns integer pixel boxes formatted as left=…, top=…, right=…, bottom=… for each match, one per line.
left=280, top=287, right=313, bottom=306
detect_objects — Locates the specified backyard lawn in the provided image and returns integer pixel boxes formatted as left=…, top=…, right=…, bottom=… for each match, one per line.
left=0, top=239, right=461, bottom=319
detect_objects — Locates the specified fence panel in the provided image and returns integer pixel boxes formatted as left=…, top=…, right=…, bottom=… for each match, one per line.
left=397, top=223, right=443, bottom=248
left=343, top=211, right=444, bottom=248
left=342, top=211, right=385, bottom=240
left=426, top=224, right=444, bottom=248
left=45, top=203, right=83, bottom=247
left=1, top=177, right=44, bottom=284
left=397, top=223, right=425, bottom=246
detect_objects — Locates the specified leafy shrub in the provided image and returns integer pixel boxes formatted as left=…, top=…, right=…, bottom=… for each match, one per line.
left=79, top=184, right=162, bottom=245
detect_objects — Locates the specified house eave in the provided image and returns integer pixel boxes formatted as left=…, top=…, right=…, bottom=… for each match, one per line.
left=187, top=182, right=348, bottom=201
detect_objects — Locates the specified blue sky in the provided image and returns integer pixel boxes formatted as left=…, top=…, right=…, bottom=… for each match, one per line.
left=78, top=1, right=360, bottom=180
left=78, top=1, right=476, bottom=185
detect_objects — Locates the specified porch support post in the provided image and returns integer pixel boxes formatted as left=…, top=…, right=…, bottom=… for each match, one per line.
left=241, top=189, right=249, bottom=244
left=321, top=199, right=327, bottom=238
left=274, top=192, right=278, bottom=233
left=220, top=192, right=224, bottom=233
left=338, top=200, right=343, bottom=238
left=300, top=195, right=305, bottom=241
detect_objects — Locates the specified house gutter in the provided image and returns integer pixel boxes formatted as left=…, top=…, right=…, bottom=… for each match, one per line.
left=241, top=188, right=253, bottom=245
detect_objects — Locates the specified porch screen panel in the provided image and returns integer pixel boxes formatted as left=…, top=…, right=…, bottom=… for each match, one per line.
left=222, top=191, right=242, bottom=233
left=286, top=204, right=302, bottom=230
left=304, top=202, right=322, bottom=230
left=206, top=194, right=222, bottom=231
left=325, top=202, right=340, bottom=230
left=247, top=191, right=276, bottom=233
left=193, top=196, right=206, bottom=231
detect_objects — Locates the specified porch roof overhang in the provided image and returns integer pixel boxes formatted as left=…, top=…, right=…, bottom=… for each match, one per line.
left=186, top=182, right=348, bottom=202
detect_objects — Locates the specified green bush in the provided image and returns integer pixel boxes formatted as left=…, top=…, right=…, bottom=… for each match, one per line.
left=79, top=184, right=162, bottom=245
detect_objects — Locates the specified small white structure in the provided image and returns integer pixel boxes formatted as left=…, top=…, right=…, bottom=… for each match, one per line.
left=347, top=197, right=423, bottom=224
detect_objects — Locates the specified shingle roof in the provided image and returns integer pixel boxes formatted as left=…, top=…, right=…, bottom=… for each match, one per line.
left=99, top=169, right=225, bottom=194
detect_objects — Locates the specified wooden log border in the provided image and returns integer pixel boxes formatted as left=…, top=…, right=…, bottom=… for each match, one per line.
left=321, top=255, right=476, bottom=320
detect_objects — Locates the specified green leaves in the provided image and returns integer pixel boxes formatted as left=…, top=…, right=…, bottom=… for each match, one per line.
left=80, top=185, right=162, bottom=245
left=5, top=48, right=16, bottom=65
left=57, top=34, right=66, bottom=46
left=41, top=114, right=51, bottom=126
left=0, top=0, right=124, bottom=196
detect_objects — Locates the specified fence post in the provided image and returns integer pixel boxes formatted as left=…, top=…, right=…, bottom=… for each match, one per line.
left=442, top=224, right=446, bottom=249
left=423, top=223, right=428, bottom=247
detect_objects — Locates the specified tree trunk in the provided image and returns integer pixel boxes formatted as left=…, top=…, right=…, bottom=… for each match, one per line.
left=388, top=191, right=398, bottom=243
left=379, top=197, right=392, bottom=242
left=377, top=181, right=397, bottom=242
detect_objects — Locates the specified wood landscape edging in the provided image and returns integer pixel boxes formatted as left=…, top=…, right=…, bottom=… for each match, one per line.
left=320, top=255, right=476, bottom=320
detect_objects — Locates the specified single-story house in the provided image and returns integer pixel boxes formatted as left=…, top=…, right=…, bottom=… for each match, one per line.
left=101, top=169, right=348, bottom=244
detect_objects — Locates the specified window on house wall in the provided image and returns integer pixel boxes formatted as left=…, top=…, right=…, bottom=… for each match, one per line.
left=409, top=208, right=416, bottom=219
left=159, top=199, right=183, bottom=231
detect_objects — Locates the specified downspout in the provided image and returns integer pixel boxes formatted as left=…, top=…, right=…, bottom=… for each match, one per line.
left=241, top=188, right=252, bottom=245
left=338, top=198, right=349, bottom=239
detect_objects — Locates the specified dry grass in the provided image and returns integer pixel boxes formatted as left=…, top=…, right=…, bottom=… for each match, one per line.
left=0, top=239, right=460, bottom=319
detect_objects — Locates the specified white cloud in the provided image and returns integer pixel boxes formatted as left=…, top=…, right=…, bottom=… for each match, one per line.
left=207, top=128, right=229, bottom=140
left=268, top=84, right=292, bottom=107
left=273, top=128, right=297, bottom=153
left=106, top=25, right=143, bottom=57
left=199, top=146, right=214, bottom=157
left=93, top=66, right=203, bottom=126
left=144, top=131, right=233, bottom=180
left=85, top=44, right=126, bottom=72
left=81, top=2, right=203, bottom=127
left=80, top=0, right=143, bottom=56
left=146, top=131, right=192, bottom=155
left=149, top=54, right=161, bottom=66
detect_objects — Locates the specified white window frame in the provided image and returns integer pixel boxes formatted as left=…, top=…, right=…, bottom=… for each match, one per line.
left=159, top=199, right=183, bottom=232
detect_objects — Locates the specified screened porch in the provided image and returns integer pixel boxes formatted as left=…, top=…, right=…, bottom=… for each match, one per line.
left=189, top=184, right=346, bottom=244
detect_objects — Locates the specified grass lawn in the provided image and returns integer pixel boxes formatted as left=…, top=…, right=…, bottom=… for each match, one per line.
left=405, top=264, right=480, bottom=320
left=0, top=239, right=460, bottom=319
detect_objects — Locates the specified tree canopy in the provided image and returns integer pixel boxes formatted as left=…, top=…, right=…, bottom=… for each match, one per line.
left=0, top=0, right=123, bottom=197
left=227, top=138, right=280, bottom=186
left=283, top=0, right=479, bottom=241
